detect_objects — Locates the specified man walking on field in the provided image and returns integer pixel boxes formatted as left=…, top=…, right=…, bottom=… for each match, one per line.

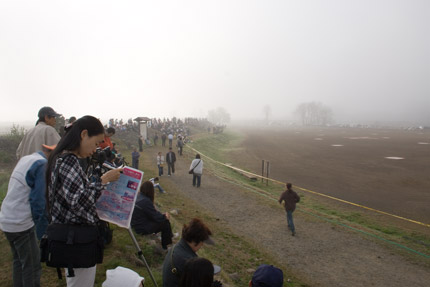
left=279, top=183, right=300, bottom=236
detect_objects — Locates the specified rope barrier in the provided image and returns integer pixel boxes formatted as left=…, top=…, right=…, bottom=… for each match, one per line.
left=192, top=148, right=430, bottom=259
left=187, top=145, right=430, bottom=228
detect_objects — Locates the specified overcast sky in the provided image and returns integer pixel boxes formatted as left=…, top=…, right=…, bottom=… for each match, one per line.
left=0, top=0, right=429, bottom=125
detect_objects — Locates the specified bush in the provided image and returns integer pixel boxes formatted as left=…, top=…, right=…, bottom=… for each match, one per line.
left=0, top=124, right=25, bottom=165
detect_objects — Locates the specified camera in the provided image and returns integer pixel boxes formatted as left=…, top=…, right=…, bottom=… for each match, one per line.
left=91, top=147, right=114, bottom=164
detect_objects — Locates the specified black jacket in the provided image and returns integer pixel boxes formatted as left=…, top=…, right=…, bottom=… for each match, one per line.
left=166, top=151, right=176, bottom=164
left=162, top=238, right=197, bottom=287
left=131, top=193, right=167, bottom=234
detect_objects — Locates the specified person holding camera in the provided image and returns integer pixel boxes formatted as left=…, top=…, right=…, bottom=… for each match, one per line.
left=45, top=116, right=122, bottom=287
left=99, top=127, right=115, bottom=150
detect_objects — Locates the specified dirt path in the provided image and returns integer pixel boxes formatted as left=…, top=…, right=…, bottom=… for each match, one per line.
left=153, top=148, right=430, bottom=287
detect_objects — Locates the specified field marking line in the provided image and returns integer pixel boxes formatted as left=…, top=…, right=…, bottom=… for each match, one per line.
left=187, top=145, right=430, bottom=228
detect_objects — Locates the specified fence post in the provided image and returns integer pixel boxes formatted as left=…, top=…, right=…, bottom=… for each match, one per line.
left=266, top=161, right=270, bottom=186
left=261, top=160, right=265, bottom=183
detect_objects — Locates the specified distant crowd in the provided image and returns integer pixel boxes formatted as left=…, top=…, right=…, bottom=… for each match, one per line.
left=0, top=106, right=290, bottom=287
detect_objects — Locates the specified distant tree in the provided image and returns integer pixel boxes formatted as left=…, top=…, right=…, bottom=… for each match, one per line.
left=295, top=102, right=333, bottom=126
left=55, top=115, right=66, bottom=134
left=207, top=107, right=231, bottom=126
left=263, top=105, right=271, bottom=124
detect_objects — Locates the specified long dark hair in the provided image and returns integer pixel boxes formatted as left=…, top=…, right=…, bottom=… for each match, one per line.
left=45, top=115, right=104, bottom=211
left=180, top=257, right=214, bottom=287
left=140, top=181, right=155, bottom=203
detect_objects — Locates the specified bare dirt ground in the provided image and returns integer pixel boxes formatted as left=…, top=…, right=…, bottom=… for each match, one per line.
left=151, top=127, right=430, bottom=286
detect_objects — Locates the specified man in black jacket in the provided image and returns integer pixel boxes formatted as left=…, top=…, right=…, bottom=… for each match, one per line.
left=279, top=183, right=300, bottom=236
left=166, top=147, right=176, bottom=176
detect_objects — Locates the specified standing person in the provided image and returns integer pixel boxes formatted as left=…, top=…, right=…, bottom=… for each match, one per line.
left=157, top=152, right=164, bottom=176
left=166, top=147, right=176, bottom=176
left=131, top=181, right=173, bottom=250
left=99, top=127, right=115, bottom=150
left=177, top=137, right=184, bottom=156
left=162, top=218, right=214, bottom=287
left=189, top=154, right=203, bottom=188
left=16, top=106, right=61, bottom=160
left=138, top=137, right=143, bottom=152
left=168, top=133, right=174, bottom=148
left=153, top=133, right=159, bottom=146
left=46, top=116, right=122, bottom=287
left=279, top=183, right=300, bottom=236
left=161, top=133, right=167, bottom=147
left=131, top=147, right=140, bottom=169
left=0, top=144, right=54, bottom=287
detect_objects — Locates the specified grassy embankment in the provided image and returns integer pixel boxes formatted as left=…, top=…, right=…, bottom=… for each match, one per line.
left=185, top=129, right=430, bottom=266
left=0, top=127, right=308, bottom=287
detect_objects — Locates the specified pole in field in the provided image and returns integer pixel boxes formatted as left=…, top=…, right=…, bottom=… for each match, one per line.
left=261, top=160, right=265, bottom=183
left=266, top=161, right=270, bottom=186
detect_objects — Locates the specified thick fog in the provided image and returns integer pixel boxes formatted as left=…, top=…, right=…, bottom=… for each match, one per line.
left=0, top=0, right=429, bottom=125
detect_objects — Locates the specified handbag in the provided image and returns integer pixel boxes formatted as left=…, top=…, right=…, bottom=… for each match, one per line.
left=188, top=160, right=201, bottom=174
left=40, top=223, right=104, bottom=278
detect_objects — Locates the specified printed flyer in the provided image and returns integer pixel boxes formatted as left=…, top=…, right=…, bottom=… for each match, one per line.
left=96, top=167, right=144, bottom=228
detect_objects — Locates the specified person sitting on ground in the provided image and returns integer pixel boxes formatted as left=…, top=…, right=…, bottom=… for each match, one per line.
left=249, top=264, right=283, bottom=287
left=150, top=177, right=166, bottom=194
left=131, top=181, right=173, bottom=250
left=180, top=257, right=222, bottom=287
left=162, top=218, right=214, bottom=287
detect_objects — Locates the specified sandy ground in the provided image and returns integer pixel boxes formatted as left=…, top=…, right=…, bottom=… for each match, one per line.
left=151, top=128, right=430, bottom=286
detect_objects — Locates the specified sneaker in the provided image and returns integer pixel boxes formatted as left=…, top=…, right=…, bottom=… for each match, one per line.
left=173, top=232, right=179, bottom=239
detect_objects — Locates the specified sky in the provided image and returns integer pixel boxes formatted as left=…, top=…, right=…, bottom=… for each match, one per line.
left=0, top=0, right=429, bottom=125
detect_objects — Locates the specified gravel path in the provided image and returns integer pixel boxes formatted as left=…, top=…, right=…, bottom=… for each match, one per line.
left=157, top=150, right=430, bottom=287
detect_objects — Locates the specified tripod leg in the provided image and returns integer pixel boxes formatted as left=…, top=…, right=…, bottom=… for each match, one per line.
left=128, top=228, right=159, bottom=287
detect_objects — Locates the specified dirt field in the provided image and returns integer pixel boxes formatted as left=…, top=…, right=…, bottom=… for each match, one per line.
left=227, top=126, right=430, bottom=224
left=150, top=127, right=430, bottom=286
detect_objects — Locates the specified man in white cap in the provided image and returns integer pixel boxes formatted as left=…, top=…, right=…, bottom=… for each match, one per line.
left=16, top=106, right=61, bottom=160
left=102, top=266, right=144, bottom=287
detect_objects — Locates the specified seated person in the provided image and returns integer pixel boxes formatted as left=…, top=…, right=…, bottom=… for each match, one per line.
left=180, top=257, right=222, bottom=287
left=162, top=218, right=214, bottom=287
left=249, top=264, right=283, bottom=287
left=150, top=177, right=166, bottom=194
left=131, top=181, right=173, bottom=249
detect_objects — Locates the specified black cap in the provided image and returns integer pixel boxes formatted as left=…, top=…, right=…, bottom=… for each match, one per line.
left=38, top=106, right=60, bottom=118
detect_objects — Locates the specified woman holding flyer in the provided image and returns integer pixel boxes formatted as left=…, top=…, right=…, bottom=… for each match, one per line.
left=45, top=116, right=122, bottom=287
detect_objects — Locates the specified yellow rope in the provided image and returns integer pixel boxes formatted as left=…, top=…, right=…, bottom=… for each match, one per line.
left=187, top=145, right=430, bottom=228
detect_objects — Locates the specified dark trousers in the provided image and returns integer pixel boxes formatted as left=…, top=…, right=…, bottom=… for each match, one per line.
left=167, top=163, right=175, bottom=175
left=4, top=227, right=41, bottom=287
left=138, top=220, right=173, bottom=249
left=158, top=165, right=164, bottom=176
left=192, top=174, right=201, bottom=187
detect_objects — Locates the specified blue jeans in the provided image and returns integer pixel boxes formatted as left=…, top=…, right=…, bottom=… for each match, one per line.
left=193, top=174, right=201, bottom=187
left=286, top=211, right=295, bottom=233
left=4, top=226, right=41, bottom=287
left=158, top=165, right=164, bottom=176
left=155, top=184, right=165, bottom=193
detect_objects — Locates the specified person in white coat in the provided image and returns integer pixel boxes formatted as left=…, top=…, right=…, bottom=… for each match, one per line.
left=189, top=154, right=203, bottom=188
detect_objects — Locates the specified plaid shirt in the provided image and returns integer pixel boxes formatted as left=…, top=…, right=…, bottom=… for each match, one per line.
left=48, top=153, right=104, bottom=225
